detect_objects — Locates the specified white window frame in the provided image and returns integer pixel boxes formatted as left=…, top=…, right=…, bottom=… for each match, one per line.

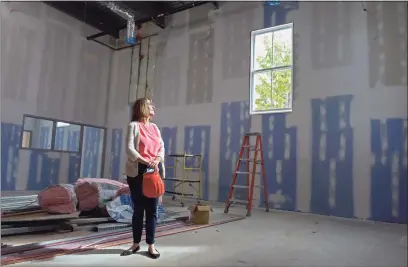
left=249, top=22, right=294, bottom=115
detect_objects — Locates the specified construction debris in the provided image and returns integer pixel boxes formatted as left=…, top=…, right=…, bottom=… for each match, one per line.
left=1, top=216, right=244, bottom=266
left=1, top=211, right=80, bottom=223
left=1, top=179, right=186, bottom=237
left=1, top=195, right=39, bottom=214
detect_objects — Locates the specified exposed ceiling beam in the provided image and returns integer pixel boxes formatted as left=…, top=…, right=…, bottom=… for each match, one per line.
left=45, top=1, right=122, bottom=39
left=121, top=1, right=168, bottom=28
left=121, top=1, right=168, bottom=17
left=87, top=1, right=212, bottom=41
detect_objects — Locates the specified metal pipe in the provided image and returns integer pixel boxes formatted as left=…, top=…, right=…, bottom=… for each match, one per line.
left=114, top=33, right=159, bottom=51
left=86, top=31, right=108, bottom=40
left=88, top=1, right=211, bottom=41
left=1, top=221, right=185, bottom=256
left=2, top=217, right=244, bottom=265
left=1, top=225, right=63, bottom=237
left=91, top=39, right=117, bottom=50
left=1, top=222, right=186, bottom=264
left=99, top=2, right=137, bottom=44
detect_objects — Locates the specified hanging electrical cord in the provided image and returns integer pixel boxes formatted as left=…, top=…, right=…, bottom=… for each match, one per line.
left=361, top=1, right=379, bottom=41
left=82, top=2, right=87, bottom=27
left=199, top=22, right=213, bottom=59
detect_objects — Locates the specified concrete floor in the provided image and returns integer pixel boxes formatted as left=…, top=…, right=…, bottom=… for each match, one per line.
left=6, top=204, right=407, bottom=267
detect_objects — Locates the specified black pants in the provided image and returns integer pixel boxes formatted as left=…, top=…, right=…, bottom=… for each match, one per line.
left=127, top=163, right=163, bottom=245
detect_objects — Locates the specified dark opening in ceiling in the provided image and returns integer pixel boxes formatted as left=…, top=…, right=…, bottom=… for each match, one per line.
left=44, top=1, right=218, bottom=42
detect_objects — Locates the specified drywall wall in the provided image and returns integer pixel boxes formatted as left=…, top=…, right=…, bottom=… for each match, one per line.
left=1, top=2, right=111, bottom=191
left=102, top=48, right=131, bottom=182
left=151, top=2, right=407, bottom=223
left=103, top=35, right=158, bottom=182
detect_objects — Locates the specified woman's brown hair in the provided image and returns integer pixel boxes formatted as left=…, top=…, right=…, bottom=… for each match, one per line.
left=131, top=98, right=151, bottom=122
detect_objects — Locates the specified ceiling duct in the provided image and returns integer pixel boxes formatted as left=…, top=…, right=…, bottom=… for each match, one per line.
left=100, top=2, right=137, bottom=44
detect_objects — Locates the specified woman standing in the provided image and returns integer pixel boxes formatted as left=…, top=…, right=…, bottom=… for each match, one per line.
left=121, top=98, right=164, bottom=259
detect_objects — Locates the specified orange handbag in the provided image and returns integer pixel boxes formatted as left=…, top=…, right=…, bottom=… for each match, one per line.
left=142, top=171, right=165, bottom=198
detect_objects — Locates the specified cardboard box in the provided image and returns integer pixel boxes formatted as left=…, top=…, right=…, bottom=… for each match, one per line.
left=189, top=204, right=211, bottom=225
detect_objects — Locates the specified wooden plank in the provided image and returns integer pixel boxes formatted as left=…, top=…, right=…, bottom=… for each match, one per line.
left=68, top=217, right=114, bottom=224
left=1, top=225, right=63, bottom=236
left=1, top=211, right=80, bottom=223
left=1, top=209, right=44, bottom=218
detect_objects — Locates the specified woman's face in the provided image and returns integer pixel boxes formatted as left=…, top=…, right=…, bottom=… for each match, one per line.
left=147, top=99, right=155, bottom=116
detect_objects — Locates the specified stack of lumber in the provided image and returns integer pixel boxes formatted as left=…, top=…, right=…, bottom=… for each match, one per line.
left=0, top=178, right=178, bottom=237
left=1, top=206, right=118, bottom=236
left=0, top=178, right=127, bottom=236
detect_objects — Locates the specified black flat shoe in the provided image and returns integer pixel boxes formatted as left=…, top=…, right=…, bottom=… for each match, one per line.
left=148, top=248, right=160, bottom=259
left=120, top=246, right=140, bottom=256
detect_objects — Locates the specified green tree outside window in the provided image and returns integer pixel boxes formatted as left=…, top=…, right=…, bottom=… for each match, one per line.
left=253, top=28, right=292, bottom=111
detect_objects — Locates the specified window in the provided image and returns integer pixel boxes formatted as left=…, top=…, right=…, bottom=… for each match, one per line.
left=80, top=126, right=105, bottom=177
left=20, top=115, right=107, bottom=178
left=250, top=22, right=294, bottom=115
left=20, top=115, right=105, bottom=155
left=22, top=116, right=54, bottom=149
left=54, top=122, right=81, bottom=152
left=21, top=131, right=32, bottom=148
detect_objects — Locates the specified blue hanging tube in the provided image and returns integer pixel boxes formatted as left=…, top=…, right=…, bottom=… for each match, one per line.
left=267, top=1, right=280, bottom=6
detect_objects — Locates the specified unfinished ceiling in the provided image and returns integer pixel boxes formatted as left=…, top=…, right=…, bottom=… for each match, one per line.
left=45, top=1, right=217, bottom=50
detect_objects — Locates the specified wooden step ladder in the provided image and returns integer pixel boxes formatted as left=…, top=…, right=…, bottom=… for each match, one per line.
left=224, top=132, right=269, bottom=217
